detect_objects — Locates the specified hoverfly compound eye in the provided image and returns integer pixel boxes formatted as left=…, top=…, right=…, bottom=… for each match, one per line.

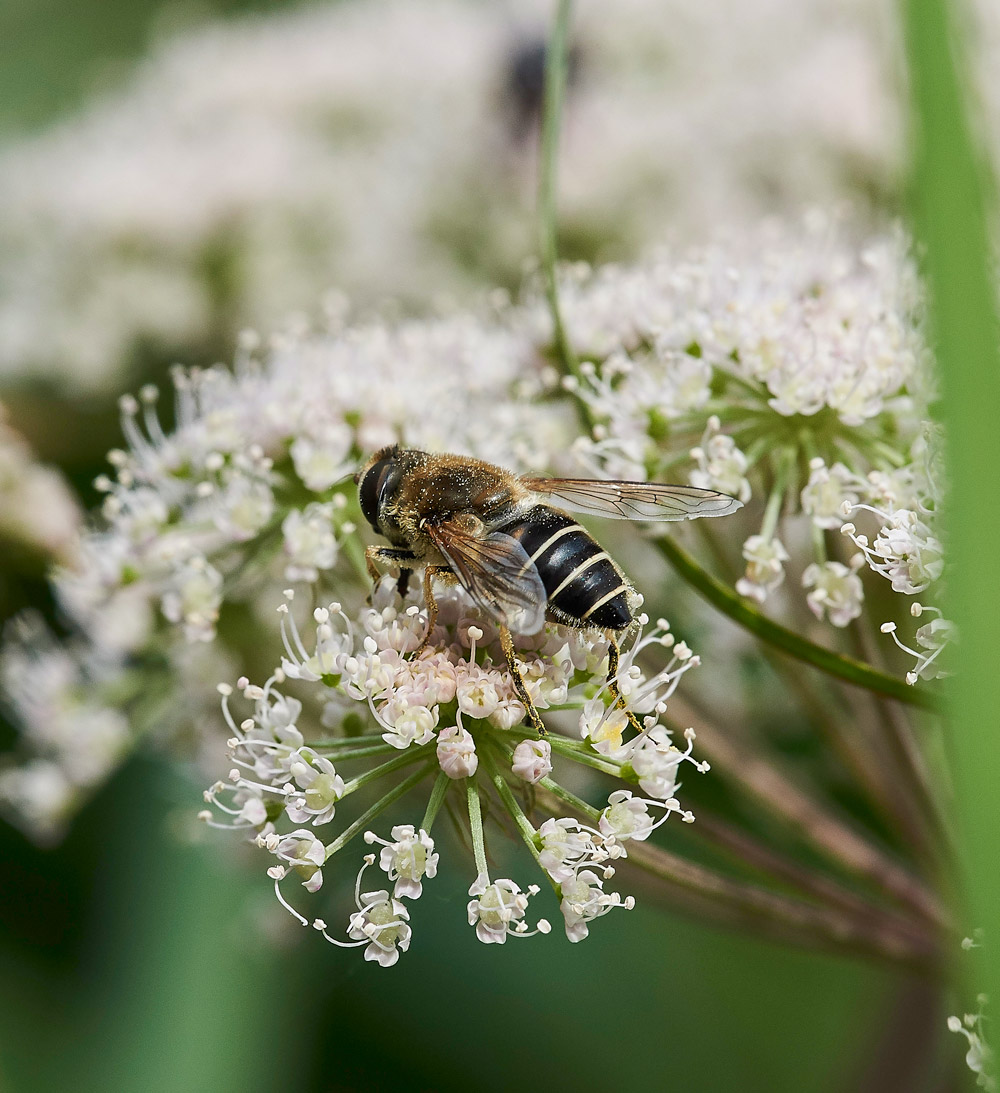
left=358, top=453, right=403, bottom=532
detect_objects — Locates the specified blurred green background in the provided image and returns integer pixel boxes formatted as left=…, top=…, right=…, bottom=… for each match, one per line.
left=0, top=1, right=961, bottom=1091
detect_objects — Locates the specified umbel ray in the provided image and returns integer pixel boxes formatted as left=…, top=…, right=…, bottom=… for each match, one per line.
left=356, top=446, right=742, bottom=736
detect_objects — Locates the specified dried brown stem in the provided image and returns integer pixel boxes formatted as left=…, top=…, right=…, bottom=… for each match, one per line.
left=669, top=696, right=949, bottom=931
left=534, top=787, right=942, bottom=971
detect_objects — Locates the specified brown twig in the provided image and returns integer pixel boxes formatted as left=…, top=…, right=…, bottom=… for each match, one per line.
left=534, top=786, right=942, bottom=971
left=669, top=696, right=949, bottom=931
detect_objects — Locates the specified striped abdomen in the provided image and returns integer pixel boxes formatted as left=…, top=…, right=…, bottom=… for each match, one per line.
left=499, top=506, right=633, bottom=631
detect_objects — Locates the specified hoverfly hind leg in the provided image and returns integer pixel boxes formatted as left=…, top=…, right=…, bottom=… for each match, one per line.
left=605, top=637, right=646, bottom=736
left=499, top=624, right=547, bottom=737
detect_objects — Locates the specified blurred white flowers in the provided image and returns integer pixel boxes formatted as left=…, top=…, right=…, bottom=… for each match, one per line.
left=0, top=404, right=81, bottom=566
left=0, top=0, right=906, bottom=394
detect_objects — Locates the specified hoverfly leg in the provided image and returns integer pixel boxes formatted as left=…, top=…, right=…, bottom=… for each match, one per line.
left=499, top=624, right=547, bottom=737
left=412, top=565, right=448, bottom=656
left=605, top=638, right=646, bottom=736
left=365, top=546, right=419, bottom=605
left=397, top=568, right=412, bottom=599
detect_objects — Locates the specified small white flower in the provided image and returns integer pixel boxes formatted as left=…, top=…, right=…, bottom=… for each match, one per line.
left=599, top=790, right=657, bottom=843
left=802, top=560, right=864, bottom=627
left=537, top=817, right=603, bottom=884
left=627, top=728, right=685, bottom=801
left=282, top=503, right=338, bottom=582
left=286, top=753, right=345, bottom=826
left=467, top=875, right=548, bottom=944
left=511, top=739, right=552, bottom=784
left=436, top=726, right=478, bottom=779
left=801, top=461, right=861, bottom=529
left=270, top=828, right=326, bottom=893
left=367, top=825, right=439, bottom=900
left=215, top=475, right=274, bottom=541
left=290, top=430, right=353, bottom=493
left=559, top=869, right=633, bottom=943
left=579, top=699, right=630, bottom=757
left=379, top=699, right=438, bottom=750
left=161, top=556, right=223, bottom=642
left=456, top=666, right=501, bottom=719
left=347, top=890, right=412, bottom=966
left=736, top=535, right=789, bottom=604
left=690, top=420, right=752, bottom=503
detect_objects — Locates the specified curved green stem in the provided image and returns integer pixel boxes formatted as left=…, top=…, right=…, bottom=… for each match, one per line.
left=324, top=763, right=434, bottom=860
left=656, top=534, right=943, bottom=713
left=482, top=744, right=541, bottom=860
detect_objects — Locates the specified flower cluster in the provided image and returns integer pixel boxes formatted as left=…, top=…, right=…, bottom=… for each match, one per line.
left=0, top=0, right=905, bottom=393
left=201, top=578, right=705, bottom=964
left=949, top=936, right=996, bottom=1092
left=0, top=303, right=570, bottom=839
left=539, top=215, right=949, bottom=682
left=0, top=215, right=950, bottom=847
left=0, top=403, right=80, bottom=566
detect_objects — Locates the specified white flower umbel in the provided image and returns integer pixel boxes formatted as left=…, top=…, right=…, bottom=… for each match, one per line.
left=201, top=578, right=707, bottom=962
left=544, top=217, right=949, bottom=685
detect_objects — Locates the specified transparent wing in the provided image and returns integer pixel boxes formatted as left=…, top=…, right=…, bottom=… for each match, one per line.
left=427, top=520, right=547, bottom=635
left=522, top=477, right=743, bottom=521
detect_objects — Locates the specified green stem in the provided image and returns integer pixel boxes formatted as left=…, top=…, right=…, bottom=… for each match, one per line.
left=903, top=0, right=1000, bottom=1010
left=760, top=448, right=794, bottom=541
left=466, top=777, right=489, bottom=879
left=537, top=774, right=602, bottom=824
left=309, top=744, right=398, bottom=762
left=324, top=763, right=433, bottom=860
left=501, top=723, right=626, bottom=776
left=538, top=0, right=581, bottom=385
left=482, top=745, right=541, bottom=860
left=420, top=772, right=451, bottom=833
left=656, top=534, right=942, bottom=712
left=341, top=743, right=433, bottom=795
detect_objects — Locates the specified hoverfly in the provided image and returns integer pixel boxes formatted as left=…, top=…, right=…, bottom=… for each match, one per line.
left=356, top=446, right=742, bottom=734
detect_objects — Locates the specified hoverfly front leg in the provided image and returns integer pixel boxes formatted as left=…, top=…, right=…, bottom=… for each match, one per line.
left=365, top=545, right=418, bottom=584
left=499, top=625, right=547, bottom=737
left=365, top=546, right=419, bottom=611
left=605, top=638, right=646, bottom=736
